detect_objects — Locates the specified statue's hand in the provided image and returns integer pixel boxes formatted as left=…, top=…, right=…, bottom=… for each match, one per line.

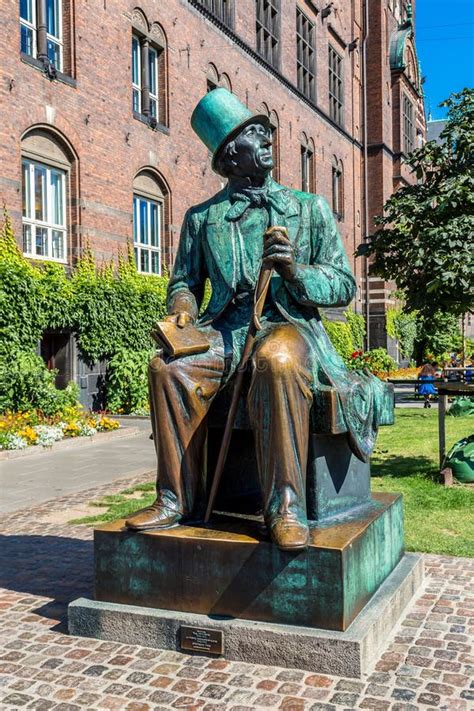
left=263, top=228, right=296, bottom=281
left=164, top=312, right=195, bottom=329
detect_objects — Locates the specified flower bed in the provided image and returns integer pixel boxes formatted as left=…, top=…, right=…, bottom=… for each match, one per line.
left=0, top=407, right=119, bottom=451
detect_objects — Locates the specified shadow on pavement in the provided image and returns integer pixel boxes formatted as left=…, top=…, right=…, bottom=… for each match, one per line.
left=0, top=534, right=93, bottom=631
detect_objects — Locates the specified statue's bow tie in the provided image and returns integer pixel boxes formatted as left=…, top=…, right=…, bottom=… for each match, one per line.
left=225, top=188, right=287, bottom=221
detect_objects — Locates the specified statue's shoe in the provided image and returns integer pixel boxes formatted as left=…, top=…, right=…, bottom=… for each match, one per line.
left=125, top=501, right=183, bottom=530
left=267, top=515, right=310, bottom=551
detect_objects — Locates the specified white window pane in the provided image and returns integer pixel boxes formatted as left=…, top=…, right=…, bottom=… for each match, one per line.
left=51, top=230, right=64, bottom=260
left=132, top=36, right=140, bottom=85
left=46, top=0, right=60, bottom=38
left=35, top=226, right=48, bottom=256
left=133, top=89, right=140, bottom=113
left=34, top=165, right=46, bottom=221
left=151, top=252, right=160, bottom=274
left=150, top=98, right=158, bottom=118
left=20, top=25, right=34, bottom=55
left=20, top=0, right=33, bottom=22
left=140, top=249, right=150, bottom=273
left=139, top=199, right=148, bottom=244
left=50, top=171, right=64, bottom=225
left=134, top=247, right=139, bottom=268
left=149, top=48, right=157, bottom=95
left=150, top=202, right=160, bottom=247
left=23, top=224, right=32, bottom=254
left=47, top=39, right=61, bottom=68
left=22, top=162, right=31, bottom=218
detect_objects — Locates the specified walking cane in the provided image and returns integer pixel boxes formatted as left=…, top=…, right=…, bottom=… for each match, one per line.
left=204, top=226, right=287, bottom=524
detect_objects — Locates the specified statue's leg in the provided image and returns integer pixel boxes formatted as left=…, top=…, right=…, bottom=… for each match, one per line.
left=125, top=339, right=226, bottom=530
left=248, top=324, right=313, bottom=550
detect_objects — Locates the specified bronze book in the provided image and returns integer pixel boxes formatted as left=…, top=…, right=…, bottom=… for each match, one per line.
left=151, top=321, right=210, bottom=358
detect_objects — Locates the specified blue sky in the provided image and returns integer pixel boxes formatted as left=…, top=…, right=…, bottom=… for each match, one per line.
left=415, top=0, right=474, bottom=119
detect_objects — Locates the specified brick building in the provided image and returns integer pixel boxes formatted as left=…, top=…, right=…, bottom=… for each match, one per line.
left=0, top=0, right=425, bottom=376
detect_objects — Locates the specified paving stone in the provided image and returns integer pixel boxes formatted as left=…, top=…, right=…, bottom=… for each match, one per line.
left=418, top=691, right=441, bottom=706
left=0, top=478, right=472, bottom=711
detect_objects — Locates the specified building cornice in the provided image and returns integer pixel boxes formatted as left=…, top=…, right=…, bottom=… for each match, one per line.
left=186, top=0, right=362, bottom=149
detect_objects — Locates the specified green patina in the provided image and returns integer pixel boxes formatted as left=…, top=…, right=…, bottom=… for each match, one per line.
left=191, top=87, right=270, bottom=171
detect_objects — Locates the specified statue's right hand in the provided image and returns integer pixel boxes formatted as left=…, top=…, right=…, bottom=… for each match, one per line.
left=164, top=312, right=195, bottom=329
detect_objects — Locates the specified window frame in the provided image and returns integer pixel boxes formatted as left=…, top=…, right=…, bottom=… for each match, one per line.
left=133, top=193, right=163, bottom=276
left=402, top=93, right=414, bottom=155
left=328, top=44, right=344, bottom=126
left=200, top=0, right=233, bottom=27
left=132, top=34, right=142, bottom=113
left=131, top=30, right=163, bottom=124
left=19, top=0, right=63, bottom=72
left=296, top=6, right=316, bottom=102
left=331, top=160, right=344, bottom=221
left=46, top=0, right=63, bottom=71
left=256, top=0, right=281, bottom=68
left=300, top=144, right=315, bottom=193
left=22, top=157, right=68, bottom=263
left=20, top=0, right=37, bottom=57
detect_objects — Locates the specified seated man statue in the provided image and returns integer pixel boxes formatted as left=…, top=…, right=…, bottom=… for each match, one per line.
left=126, top=88, right=389, bottom=550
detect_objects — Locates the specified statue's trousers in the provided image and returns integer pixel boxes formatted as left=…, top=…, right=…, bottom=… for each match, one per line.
left=148, top=320, right=313, bottom=522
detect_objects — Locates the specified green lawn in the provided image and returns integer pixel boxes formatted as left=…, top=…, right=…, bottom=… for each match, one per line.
left=371, top=409, right=473, bottom=557
left=71, top=409, right=473, bottom=558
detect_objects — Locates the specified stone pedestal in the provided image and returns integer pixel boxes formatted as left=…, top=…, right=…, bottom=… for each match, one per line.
left=69, top=553, right=423, bottom=678
left=93, top=492, right=403, bottom=632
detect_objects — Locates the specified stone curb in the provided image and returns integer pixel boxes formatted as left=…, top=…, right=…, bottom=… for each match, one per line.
left=0, top=425, right=140, bottom=460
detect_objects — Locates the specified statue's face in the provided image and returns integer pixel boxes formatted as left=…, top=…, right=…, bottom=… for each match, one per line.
left=228, top=122, right=273, bottom=178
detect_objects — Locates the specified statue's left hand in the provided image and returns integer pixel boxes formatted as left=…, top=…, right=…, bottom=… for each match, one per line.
left=263, top=228, right=296, bottom=281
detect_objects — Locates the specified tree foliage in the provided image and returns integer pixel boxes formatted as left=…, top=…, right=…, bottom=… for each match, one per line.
left=358, top=89, right=474, bottom=319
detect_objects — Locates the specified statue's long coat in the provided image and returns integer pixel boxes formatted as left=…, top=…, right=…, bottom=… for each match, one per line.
left=167, top=178, right=393, bottom=462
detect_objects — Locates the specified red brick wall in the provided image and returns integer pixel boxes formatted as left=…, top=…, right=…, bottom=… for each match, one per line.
left=0, top=0, right=424, bottom=325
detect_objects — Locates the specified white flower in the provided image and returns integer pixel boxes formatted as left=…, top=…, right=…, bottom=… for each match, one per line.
left=78, top=423, right=97, bottom=437
left=34, top=425, right=64, bottom=447
left=3, top=434, right=28, bottom=450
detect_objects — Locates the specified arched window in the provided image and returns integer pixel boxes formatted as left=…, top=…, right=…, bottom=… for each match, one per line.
left=206, top=63, right=232, bottom=93
left=300, top=133, right=315, bottom=193
left=131, top=10, right=168, bottom=126
left=19, top=0, right=74, bottom=76
left=133, top=170, right=169, bottom=275
left=21, top=127, right=77, bottom=262
left=332, top=157, right=344, bottom=220
left=258, top=103, right=280, bottom=181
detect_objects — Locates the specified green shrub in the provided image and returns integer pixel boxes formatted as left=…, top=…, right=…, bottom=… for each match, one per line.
left=106, top=347, right=154, bottom=414
left=322, top=319, right=354, bottom=363
left=0, top=350, right=79, bottom=415
left=365, top=348, right=397, bottom=375
left=345, top=309, right=366, bottom=351
left=386, top=307, right=418, bottom=360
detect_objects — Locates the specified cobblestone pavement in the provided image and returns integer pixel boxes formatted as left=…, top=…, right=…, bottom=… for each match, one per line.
left=0, top=474, right=473, bottom=710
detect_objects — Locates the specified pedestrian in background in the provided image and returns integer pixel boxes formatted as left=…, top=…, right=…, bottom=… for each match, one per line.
left=419, top=363, right=437, bottom=408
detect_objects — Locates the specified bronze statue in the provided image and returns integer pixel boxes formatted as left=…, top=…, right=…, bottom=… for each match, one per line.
left=125, top=89, right=391, bottom=551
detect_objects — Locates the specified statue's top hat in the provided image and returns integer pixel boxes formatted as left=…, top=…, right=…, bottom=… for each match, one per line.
left=191, top=88, right=270, bottom=171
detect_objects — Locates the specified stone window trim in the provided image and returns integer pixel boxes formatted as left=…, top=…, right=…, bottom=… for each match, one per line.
left=296, top=6, right=316, bottom=103
left=20, top=52, right=76, bottom=87
left=332, top=156, right=344, bottom=221
left=328, top=44, right=344, bottom=127
left=19, top=0, right=75, bottom=79
left=256, top=0, right=281, bottom=69
left=131, top=10, right=169, bottom=130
